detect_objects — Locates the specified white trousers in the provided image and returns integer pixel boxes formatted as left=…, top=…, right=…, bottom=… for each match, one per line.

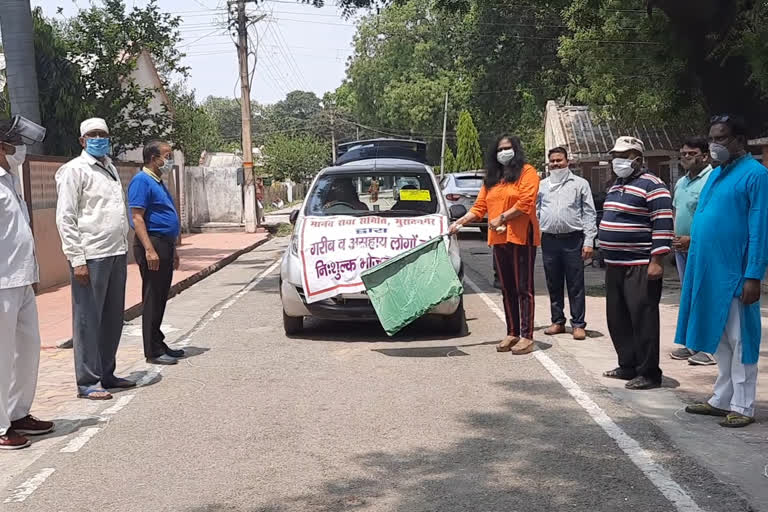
left=0, top=285, right=41, bottom=435
left=708, top=298, right=759, bottom=417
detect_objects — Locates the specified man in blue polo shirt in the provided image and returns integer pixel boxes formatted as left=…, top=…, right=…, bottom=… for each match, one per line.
left=128, top=140, right=182, bottom=365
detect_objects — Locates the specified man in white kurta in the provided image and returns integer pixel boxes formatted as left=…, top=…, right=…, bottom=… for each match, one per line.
left=0, top=119, right=54, bottom=450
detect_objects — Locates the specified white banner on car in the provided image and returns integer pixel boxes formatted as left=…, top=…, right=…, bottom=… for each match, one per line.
left=299, top=214, right=446, bottom=304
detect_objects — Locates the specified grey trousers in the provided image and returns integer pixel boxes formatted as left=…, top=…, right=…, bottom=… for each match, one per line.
left=70, top=255, right=127, bottom=395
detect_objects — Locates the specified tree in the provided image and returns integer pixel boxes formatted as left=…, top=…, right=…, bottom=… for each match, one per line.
left=455, top=111, right=483, bottom=171
left=262, top=134, right=330, bottom=182
left=442, top=146, right=457, bottom=174
left=31, top=8, right=86, bottom=156
left=168, top=84, right=221, bottom=165
left=60, top=0, right=188, bottom=155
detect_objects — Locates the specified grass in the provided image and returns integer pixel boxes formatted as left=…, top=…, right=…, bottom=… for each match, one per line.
left=274, top=223, right=294, bottom=237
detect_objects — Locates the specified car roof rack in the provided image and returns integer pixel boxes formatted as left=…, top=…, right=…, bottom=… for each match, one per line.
left=336, top=138, right=428, bottom=165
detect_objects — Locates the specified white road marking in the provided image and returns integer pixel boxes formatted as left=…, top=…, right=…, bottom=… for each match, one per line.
left=174, top=260, right=280, bottom=349
left=102, top=394, right=136, bottom=415
left=59, top=427, right=101, bottom=453
left=4, top=258, right=282, bottom=503
left=124, top=324, right=179, bottom=337
left=4, top=468, right=55, bottom=503
left=464, top=276, right=704, bottom=512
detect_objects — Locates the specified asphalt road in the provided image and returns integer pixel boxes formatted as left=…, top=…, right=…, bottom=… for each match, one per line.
left=0, top=234, right=761, bottom=511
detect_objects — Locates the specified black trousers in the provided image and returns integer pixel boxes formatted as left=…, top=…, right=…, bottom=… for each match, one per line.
left=605, top=265, right=662, bottom=382
left=134, top=236, right=175, bottom=359
left=493, top=243, right=537, bottom=339
left=542, top=232, right=586, bottom=328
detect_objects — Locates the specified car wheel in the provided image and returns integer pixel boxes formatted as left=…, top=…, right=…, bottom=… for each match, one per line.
left=444, top=298, right=467, bottom=335
left=283, top=311, right=303, bottom=335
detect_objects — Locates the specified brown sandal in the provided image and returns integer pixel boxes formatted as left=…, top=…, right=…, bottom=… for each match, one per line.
left=496, top=336, right=520, bottom=352
left=511, top=338, right=534, bottom=355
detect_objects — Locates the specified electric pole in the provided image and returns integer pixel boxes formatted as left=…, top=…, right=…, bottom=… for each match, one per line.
left=439, top=92, right=449, bottom=177
left=330, top=108, right=336, bottom=165
left=229, top=0, right=264, bottom=232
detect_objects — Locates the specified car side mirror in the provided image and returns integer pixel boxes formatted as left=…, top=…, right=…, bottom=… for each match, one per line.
left=449, top=204, right=467, bottom=220
left=289, top=209, right=299, bottom=224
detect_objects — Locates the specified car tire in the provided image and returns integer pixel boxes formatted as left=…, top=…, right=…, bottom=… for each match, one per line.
left=444, top=298, right=467, bottom=336
left=283, top=311, right=303, bottom=335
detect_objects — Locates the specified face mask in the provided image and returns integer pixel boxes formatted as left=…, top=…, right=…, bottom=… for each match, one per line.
left=85, top=137, right=111, bottom=158
left=497, top=148, right=516, bottom=166
left=549, top=168, right=569, bottom=183
left=159, top=158, right=174, bottom=173
left=6, top=144, right=27, bottom=168
left=612, top=158, right=636, bottom=178
left=709, top=143, right=730, bottom=166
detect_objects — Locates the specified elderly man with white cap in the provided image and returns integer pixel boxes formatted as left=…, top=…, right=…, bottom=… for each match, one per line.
left=597, top=136, right=674, bottom=390
left=55, top=118, right=133, bottom=400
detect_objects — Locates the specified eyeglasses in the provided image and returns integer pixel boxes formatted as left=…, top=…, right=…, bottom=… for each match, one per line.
left=710, top=115, right=731, bottom=124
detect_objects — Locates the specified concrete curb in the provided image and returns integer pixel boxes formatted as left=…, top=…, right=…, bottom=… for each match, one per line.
left=123, top=235, right=273, bottom=321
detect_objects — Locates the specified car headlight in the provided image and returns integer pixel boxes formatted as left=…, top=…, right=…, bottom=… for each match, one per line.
left=290, top=233, right=299, bottom=256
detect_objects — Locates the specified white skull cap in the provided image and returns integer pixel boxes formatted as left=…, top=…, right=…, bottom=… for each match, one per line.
left=80, top=118, right=109, bottom=137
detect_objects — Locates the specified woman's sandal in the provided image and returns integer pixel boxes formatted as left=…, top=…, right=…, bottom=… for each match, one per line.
left=496, top=336, right=520, bottom=352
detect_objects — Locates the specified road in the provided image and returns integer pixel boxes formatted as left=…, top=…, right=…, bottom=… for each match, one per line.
left=0, top=233, right=763, bottom=511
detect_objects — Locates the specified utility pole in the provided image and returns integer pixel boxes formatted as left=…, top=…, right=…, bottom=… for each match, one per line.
left=330, top=108, right=336, bottom=165
left=0, top=0, right=43, bottom=154
left=439, top=91, right=449, bottom=177
left=229, top=0, right=264, bottom=232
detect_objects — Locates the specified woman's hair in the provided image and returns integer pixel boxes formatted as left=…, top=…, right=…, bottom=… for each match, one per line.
left=484, top=134, right=526, bottom=189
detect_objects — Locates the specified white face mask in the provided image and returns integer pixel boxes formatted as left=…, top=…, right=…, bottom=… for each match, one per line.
left=6, top=144, right=27, bottom=169
left=160, top=157, right=174, bottom=173
left=497, top=148, right=516, bottom=166
left=549, top=168, right=569, bottom=183
left=612, top=157, right=636, bottom=178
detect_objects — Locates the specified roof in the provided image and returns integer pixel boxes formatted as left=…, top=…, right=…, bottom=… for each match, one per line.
left=545, top=101, right=693, bottom=160
left=323, top=158, right=431, bottom=175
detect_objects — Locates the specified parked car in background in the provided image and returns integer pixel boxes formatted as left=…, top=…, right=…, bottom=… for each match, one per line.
left=440, top=171, right=487, bottom=234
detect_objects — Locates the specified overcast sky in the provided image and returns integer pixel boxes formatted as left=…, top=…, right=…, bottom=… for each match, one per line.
left=31, top=0, right=360, bottom=105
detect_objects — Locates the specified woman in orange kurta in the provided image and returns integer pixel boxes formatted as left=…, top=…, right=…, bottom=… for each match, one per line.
left=450, top=134, right=541, bottom=354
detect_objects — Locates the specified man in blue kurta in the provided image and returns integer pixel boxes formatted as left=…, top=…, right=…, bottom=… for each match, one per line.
left=675, top=115, right=768, bottom=428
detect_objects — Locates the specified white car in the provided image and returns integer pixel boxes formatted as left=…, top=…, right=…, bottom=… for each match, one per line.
left=279, top=158, right=467, bottom=336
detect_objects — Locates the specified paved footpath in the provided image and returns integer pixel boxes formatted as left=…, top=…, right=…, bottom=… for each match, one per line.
left=30, top=232, right=269, bottom=425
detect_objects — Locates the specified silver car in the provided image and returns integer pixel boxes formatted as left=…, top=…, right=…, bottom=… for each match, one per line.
left=280, top=158, right=467, bottom=336
left=440, top=171, right=487, bottom=233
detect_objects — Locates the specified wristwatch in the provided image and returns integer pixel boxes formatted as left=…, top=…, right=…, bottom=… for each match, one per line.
left=499, top=212, right=508, bottom=222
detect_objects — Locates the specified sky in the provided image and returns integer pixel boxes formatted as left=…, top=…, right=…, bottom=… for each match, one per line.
left=30, top=0, right=361, bottom=105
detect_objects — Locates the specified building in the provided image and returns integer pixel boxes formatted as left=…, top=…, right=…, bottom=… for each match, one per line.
left=544, top=101, right=693, bottom=194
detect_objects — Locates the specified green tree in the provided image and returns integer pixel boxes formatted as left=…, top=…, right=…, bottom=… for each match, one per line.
left=60, top=0, right=188, bottom=155
left=442, top=146, right=457, bottom=174
left=32, top=8, right=86, bottom=156
left=262, top=134, right=330, bottom=182
left=168, top=84, right=221, bottom=165
left=455, top=111, right=483, bottom=171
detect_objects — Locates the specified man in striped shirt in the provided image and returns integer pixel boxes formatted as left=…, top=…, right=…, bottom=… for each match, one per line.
left=598, top=136, right=674, bottom=390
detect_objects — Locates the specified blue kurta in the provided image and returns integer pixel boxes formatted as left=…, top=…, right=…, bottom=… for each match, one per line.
left=674, top=154, right=768, bottom=364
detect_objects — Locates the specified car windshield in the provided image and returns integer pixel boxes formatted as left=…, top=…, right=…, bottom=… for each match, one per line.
left=305, top=171, right=439, bottom=217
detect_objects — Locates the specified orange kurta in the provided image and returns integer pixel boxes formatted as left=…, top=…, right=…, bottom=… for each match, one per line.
left=470, top=163, right=541, bottom=247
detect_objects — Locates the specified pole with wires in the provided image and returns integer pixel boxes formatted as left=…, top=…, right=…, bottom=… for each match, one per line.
left=439, top=91, right=449, bottom=177
left=229, top=0, right=264, bottom=232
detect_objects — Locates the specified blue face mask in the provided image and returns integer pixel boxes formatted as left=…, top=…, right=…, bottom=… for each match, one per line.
left=85, top=137, right=111, bottom=158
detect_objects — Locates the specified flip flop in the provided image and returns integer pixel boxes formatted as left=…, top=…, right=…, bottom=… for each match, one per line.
left=77, top=388, right=113, bottom=401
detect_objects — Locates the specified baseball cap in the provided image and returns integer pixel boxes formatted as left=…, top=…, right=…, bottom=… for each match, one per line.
left=609, top=136, right=645, bottom=154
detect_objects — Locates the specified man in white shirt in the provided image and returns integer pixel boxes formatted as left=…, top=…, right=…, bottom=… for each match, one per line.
left=0, top=118, right=54, bottom=449
left=56, top=118, right=133, bottom=400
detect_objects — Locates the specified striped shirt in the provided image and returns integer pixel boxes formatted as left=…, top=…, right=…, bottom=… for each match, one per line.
left=598, top=171, right=673, bottom=266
